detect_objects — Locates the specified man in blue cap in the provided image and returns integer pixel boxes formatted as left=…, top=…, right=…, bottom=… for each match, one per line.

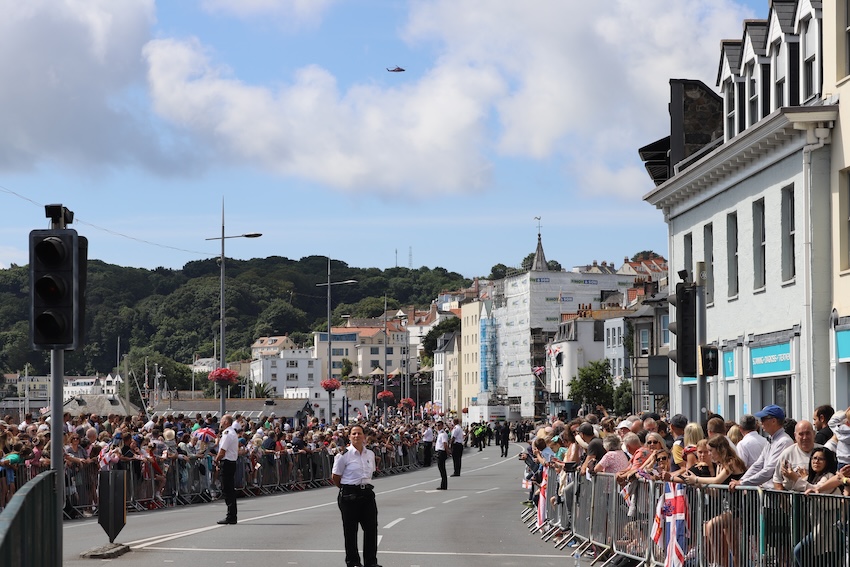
left=729, top=404, right=793, bottom=490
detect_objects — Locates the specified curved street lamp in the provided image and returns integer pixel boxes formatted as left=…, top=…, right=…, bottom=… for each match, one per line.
left=206, top=201, right=261, bottom=417
left=316, top=257, right=357, bottom=425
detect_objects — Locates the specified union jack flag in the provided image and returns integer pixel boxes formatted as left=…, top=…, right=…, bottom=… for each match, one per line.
left=651, top=482, right=690, bottom=567
left=536, top=466, right=548, bottom=528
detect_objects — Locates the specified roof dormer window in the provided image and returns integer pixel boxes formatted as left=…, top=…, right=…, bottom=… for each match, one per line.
left=802, top=18, right=816, bottom=100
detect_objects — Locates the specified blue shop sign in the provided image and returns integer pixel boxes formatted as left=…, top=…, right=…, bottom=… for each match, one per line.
left=837, top=329, right=850, bottom=362
left=723, top=351, right=735, bottom=380
left=750, top=342, right=792, bottom=378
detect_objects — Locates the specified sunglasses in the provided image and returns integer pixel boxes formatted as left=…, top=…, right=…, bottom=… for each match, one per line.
left=656, top=456, right=668, bottom=461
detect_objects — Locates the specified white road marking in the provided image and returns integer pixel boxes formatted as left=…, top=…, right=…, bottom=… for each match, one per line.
left=383, top=517, right=405, bottom=529
left=476, top=487, right=499, bottom=494
left=141, top=547, right=570, bottom=559
left=442, top=496, right=467, bottom=504
left=411, top=507, right=434, bottom=515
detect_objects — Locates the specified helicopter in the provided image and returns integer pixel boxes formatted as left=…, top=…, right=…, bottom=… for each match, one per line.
left=386, top=66, right=405, bottom=72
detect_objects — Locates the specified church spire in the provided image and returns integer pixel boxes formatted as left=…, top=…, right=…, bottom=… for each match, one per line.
left=531, top=217, right=549, bottom=272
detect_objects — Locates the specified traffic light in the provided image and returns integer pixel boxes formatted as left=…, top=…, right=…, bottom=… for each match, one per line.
left=699, top=345, right=719, bottom=376
left=29, top=229, right=87, bottom=350
left=667, top=282, right=697, bottom=377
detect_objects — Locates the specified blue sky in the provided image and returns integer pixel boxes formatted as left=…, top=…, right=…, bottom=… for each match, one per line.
left=0, top=0, right=766, bottom=279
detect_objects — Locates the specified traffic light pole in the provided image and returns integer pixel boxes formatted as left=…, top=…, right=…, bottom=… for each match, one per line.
left=46, top=205, right=71, bottom=567
left=695, top=261, right=708, bottom=424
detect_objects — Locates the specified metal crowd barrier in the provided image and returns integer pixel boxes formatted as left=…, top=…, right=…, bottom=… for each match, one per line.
left=521, top=470, right=850, bottom=567
left=0, top=443, right=423, bottom=520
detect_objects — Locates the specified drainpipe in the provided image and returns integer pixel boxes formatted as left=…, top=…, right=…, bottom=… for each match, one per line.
left=795, top=120, right=832, bottom=417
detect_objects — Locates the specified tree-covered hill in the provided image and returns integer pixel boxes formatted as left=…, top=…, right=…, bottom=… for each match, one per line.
left=0, top=256, right=471, bottom=381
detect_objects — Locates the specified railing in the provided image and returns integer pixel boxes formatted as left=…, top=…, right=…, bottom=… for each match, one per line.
left=523, top=470, right=850, bottom=566
left=0, top=444, right=424, bottom=520
left=0, top=471, right=58, bottom=567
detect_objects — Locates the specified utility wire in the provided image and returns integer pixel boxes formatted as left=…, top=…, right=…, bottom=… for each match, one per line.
left=0, top=183, right=214, bottom=258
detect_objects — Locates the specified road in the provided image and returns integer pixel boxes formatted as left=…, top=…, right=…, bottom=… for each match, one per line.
left=60, top=443, right=592, bottom=567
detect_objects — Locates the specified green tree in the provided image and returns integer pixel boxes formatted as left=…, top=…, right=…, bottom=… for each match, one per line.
left=488, top=263, right=508, bottom=280
left=421, top=317, right=461, bottom=360
left=547, top=260, right=562, bottom=272
left=340, top=358, right=354, bottom=378
left=631, top=250, right=662, bottom=262
left=568, top=360, right=614, bottom=410
left=613, top=380, right=633, bottom=415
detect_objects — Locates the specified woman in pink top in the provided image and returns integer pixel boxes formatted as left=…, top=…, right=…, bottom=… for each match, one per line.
left=595, top=434, right=629, bottom=474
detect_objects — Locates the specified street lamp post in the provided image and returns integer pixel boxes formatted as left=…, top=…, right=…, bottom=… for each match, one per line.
left=316, top=257, right=356, bottom=425
left=206, top=201, right=261, bottom=417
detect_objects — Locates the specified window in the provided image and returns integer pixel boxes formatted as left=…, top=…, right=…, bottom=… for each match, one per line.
left=761, top=64, right=771, bottom=118
left=286, top=360, right=297, bottom=368
left=271, top=373, right=277, bottom=380
left=606, top=328, right=611, bottom=347
left=661, top=315, right=670, bottom=345
left=308, top=360, right=314, bottom=368
left=753, top=198, right=766, bottom=289
left=331, top=348, right=344, bottom=357
left=727, top=212, right=739, bottom=297
left=747, top=62, right=758, bottom=126
left=370, top=347, right=379, bottom=355
left=683, top=233, right=693, bottom=281
left=639, top=328, right=650, bottom=356
left=270, top=360, right=277, bottom=367
left=843, top=172, right=850, bottom=271
left=803, top=18, right=816, bottom=99
left=725, top=80, right=736, bottom=137
left=774, top=41, right=785, bottom=108
left=781, top=185, right=796, bottom=281
left=846, top=0, right=850, bottom=77
left=617, top=327, right=622, bottom=346
left=370, top=360, right=379, bottom=369
left=704, top=223, right=714, bottom=304
left=286, top=373, right=298, bottom=381
left=386, top=347, right=394, bottom=355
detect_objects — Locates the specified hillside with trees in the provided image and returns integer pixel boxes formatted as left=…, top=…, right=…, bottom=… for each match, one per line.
left=0, top=256, right=471, bottom=391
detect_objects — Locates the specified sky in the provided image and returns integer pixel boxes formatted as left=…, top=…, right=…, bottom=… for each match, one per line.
left=0, top=0, right=768, bottom=279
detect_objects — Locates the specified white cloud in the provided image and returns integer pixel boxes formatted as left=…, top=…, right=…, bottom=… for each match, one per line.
left=143, top=37, right=502, bottom=195
left=142, top=0, right=754, bottom=200
left=0, top=0, right=199, bottom=174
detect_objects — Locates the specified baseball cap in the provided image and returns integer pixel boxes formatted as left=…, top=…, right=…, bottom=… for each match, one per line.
left=754, top=404, right=785, bottom=421
left=577, top=423, right=595, bottom=437
left=616, top=420, right=632, bottom=430
left=670, top=414, right=688, bottom=429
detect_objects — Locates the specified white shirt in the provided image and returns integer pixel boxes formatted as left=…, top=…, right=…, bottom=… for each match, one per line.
left=435, top=429, right=449, bottom=451
left=333, top=444, right=376, bottom=485
left=739, top=428, right=793, bottom=488
left=422, top=426, right=434, bottom=443
left=772, top=443, right=819, bottom=489
left=451, top=424, right=464, bottom=444
left=218, top=426, right=238, bottom=461
left=736, top=430, right=769, bottom=469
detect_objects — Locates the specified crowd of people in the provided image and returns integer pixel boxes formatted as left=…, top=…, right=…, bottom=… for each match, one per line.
left=517, top=404, right=850, bottom=567
left=0, top=409, right=463, bottom=517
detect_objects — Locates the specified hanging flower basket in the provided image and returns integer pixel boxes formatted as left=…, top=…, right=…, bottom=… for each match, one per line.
left=321, top=379, right=342, bottom=391
left=377, top=390, right=395, bottom=404
left=400, top=397, right=415, bottom=409
left=461, top=407, right=469, bottom=414
left=208, top=368, right=239, bottom=385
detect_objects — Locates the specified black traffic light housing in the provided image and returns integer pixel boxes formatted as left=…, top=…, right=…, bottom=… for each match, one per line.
left=29, top=229, right=88, bottom=350
left=667, top=282, right=697, bottom=377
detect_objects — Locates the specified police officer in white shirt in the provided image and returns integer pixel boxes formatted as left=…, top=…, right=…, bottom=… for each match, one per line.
left=450, top=418, right=465, bottom=476
left=421, top=421, right=435, bottom=467
left=332, top=424, right=381, bottom=567
left=434, top=419, right=449, bottom=490
left=214, top=414, right=238, bottom=524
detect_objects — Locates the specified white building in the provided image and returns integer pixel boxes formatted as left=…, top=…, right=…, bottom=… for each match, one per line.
left=493, top=234, right=636, bottom=418
left=643, top=2, right=833, bottom=420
